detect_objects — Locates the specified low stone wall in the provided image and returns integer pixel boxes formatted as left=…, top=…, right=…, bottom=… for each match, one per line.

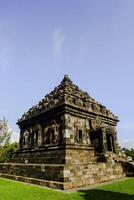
left=0, top=163, right=64, bottom=182
left=0, top=145, right=125, bottom=190
left=0, top=173, right=64, bottom=189
left=0, top=161, right=125, bottom=190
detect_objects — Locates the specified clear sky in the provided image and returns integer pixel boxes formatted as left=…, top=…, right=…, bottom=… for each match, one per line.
left=0, top=0, right=134, bottom=148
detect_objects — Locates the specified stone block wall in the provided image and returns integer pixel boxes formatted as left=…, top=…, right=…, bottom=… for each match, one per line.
left=0, top=161, right=125, bottom=190
left=0, top=163, right=64, bottom=182
left=0, top=145, right=124, bottom=190
left=63, top=162, right=125, bottom=189
left=65, top=146, right=96, bottom=164
left=12, top=147, right=65, bottom=164
left=62, top=146, right=125, bottom=189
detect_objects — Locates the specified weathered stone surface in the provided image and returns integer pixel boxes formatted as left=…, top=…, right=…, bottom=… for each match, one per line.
left=17, top=75, right=118, bottom=124
left=0, top=75, right=126, bottom=189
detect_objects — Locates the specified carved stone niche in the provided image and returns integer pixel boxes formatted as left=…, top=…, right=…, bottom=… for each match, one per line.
left=44, top=120, right=60, bottom=145
left=51, top=120, right=60, bottom=144
left=22, top=129, right=29, bottom=149
left=28, top=123, right=42, bottom=148
left=73, top=121, right=83, bottom=144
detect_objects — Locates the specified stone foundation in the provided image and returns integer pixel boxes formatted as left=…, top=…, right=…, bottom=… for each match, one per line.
left=0, top=161, right=125, bottom=189
left=0, top=145, right=125, bottom=189
left=0, top=173, right=64, bottom=190
left=64, top=162, right=125, bottom=189
left=0, top=163, right=64, bottom=182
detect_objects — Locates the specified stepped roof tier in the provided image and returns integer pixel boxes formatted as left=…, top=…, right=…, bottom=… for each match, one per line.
left=18, top=75, right=118, bottom=124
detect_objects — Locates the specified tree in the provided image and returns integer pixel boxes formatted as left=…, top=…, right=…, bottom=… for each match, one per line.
left=0, top=142, right=19, bottom=163
left=122, top=148, right=134, bottom=160
left=0, top=118, right=12, bottom=147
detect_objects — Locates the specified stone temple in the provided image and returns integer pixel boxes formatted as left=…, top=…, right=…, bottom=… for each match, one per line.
left=0, top=75, right=126, bottom=189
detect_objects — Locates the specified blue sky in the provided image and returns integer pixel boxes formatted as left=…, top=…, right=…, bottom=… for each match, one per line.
left=0, top=0, right=134, bottom=148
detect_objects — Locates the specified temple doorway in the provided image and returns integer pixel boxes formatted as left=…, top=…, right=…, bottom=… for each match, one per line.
left=90, top=129, right=103, bottom=153
left=106, top=133, right=115, bottom=152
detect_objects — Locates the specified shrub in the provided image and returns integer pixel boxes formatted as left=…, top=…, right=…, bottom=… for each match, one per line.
left=0, top=142, right=19, bottom=163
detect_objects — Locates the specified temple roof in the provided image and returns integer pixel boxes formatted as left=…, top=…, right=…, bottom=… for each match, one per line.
left=18, top=75, right=118, bottom=123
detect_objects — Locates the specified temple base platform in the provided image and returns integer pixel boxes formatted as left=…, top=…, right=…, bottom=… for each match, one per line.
left=0, top=161, right=125, bottom=190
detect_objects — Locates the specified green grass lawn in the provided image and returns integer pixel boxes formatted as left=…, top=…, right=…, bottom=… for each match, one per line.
left=0, top=178, right=133, bottom=200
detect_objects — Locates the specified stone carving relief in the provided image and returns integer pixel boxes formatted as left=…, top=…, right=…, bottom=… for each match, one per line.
left=18, top=75, right=118, bottom=124
left=22, top=130, right=29, bottom=148
left=43, top=120, right=60, bottom=145
left=90, top=116, right=102, bottom=130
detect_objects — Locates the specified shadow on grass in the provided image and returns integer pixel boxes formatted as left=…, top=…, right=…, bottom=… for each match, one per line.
left=78, top=189, right=134, bottom=200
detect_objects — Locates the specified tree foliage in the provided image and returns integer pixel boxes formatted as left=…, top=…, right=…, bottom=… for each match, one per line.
left=122, top=148, right=134, bottom=160
left=0, top=118, right=12, bottom=147
left=0, top=142, right=19, bottom=163
left=0, top=118, right=18, bottom=162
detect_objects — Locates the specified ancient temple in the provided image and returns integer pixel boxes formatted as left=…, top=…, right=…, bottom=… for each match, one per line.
left=0, top=75, right=125, bottom=189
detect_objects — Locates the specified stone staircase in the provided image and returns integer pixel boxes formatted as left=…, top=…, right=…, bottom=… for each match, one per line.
left=122, top=161, right=134, bottom=177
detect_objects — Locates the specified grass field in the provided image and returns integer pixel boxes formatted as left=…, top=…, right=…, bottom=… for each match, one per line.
left=0, top=178, right=133, bottom=200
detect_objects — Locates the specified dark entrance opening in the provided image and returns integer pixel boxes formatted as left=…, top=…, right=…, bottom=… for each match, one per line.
left=106, top=134, right=112, bottom=151
left=106, top=133, right=115, bottom=152
left=90, top=129, right=103, bottom=153
left=77, top=130, right=83, bottom=143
